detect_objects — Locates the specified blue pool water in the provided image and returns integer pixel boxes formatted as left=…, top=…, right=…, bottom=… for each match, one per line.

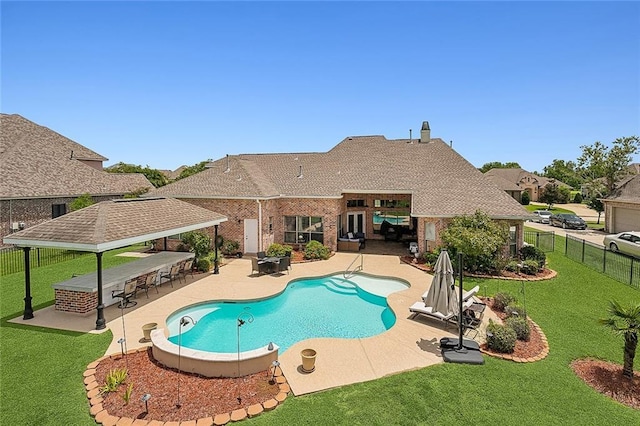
left=167, top=273, right=408, bottom=354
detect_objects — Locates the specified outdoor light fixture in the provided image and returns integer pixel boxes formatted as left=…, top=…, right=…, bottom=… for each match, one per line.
left=236, top=309, right=254, bottom=404
left=117, top=338, right=125, bottom=356
left=141, top=393, right=151, bottom=414
left=176, top=315, right=196, bottom=408
left=268, top=341, right=274, bottom=351
left=270, top=360, right=280, bottom=384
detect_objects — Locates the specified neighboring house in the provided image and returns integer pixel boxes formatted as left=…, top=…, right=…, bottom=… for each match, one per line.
left=0, top=114, right=153, bottom=245
left=151, top=121, right=530, bottom=255
left=603, top=174, right=640, bottom=233
left=484, top=168, right=569, bottom=202
left=483, top=173, right=523, bottom=203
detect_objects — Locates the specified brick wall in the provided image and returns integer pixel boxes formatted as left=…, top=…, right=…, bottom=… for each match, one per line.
left=1, top=195, right=119, bottom=247
left=55, top=288, right=97, bottom=313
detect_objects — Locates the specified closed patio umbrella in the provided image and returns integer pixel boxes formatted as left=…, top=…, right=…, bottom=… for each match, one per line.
left=423, top=249, right=458, bottom=316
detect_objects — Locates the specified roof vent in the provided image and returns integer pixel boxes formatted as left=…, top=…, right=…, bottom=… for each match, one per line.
left=297, top=165, right=303, bottom=178
left=408, top=129, right=413, bottom=144
left=224, top=154, right=230, bottom=173
left=420, top=121, right=430, bottom=143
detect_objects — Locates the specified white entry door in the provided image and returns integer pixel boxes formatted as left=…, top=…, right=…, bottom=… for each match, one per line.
left=244, top=219, right=259, bottom=253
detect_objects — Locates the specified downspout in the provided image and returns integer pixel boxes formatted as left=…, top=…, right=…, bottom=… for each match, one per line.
left=257, top=199, right=263, bottom=252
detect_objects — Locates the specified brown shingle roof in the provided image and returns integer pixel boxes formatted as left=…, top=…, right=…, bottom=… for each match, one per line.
left=2, top=197, right=227, bottom=252
left=605, top=174, right=640, bottom=203
left=0, top=114, right=152, bottom=198
left=153, top=136, right=529, bottom=219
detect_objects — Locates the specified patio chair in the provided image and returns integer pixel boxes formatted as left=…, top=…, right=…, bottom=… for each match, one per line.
left=277, top=256, right=291, bottom=274
left=179, top=259, right=195, bottom=282
left=160, top=263, right=181, bottom=288
left=112, top=278, right=138, bottom=308
left=257, top=251, right=266, bottom=259
left=421, top=285, right=479, bottom=305
left=136, top=270, right=159, bottom=298
left=409, top=298, right=475, bottom=329
left=251, top=257, right=270, bottom=275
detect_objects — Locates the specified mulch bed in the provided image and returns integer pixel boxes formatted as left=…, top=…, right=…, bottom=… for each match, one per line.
left=94, top=348, right=280, bottom=422
left=571, top=359, right=640, bottom=410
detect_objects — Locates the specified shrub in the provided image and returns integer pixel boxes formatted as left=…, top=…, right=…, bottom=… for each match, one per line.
left=422, top=248, right=441, bottom=266
left=486, top=320, right=517, bottom=353
left=573, top=192, right=583, bottom=203
left=506, top=316, right=531, bottom=341
left=304, top=240, right=330, bottom=260
left=69, top=193, right=95, bottom=211
left=266, top=243, right=293, bottom=257
left=520, top=245, right=546, bottom=268
left=505, top=302, right=526, bottom=318
left=504, top=261, right=520, bottom=273
left=520, top=191, right=530, bottom=205
left=181, top=231, right=212, bottom=260
left=493, top=292, right=517, bottom=312
left=100, top=368, right=128, bottom=394
left=122, top=383, right=134, bottom=405
left=196, top=257, right=212, bottom=272
left=520, top=259, right=540, bottom=275
left=221, top=239, right=240, bottom=255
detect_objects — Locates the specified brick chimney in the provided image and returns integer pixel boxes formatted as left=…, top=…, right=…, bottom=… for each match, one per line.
left=420, top=121, right=430, bottom=143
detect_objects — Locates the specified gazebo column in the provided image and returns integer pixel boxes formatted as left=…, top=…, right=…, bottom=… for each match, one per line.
left=95, top=252, right=106, bottom=330
left=214, top=224, right=220, bottom=274
left=22, top=247, right=34, bottom=320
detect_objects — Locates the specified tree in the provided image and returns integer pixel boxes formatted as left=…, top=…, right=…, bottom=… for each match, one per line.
left=542, top=159, right=582, bottom=189
left=479, top=161, right=521, bottom=173
left=538, top=183, right=567, bottom=209
left=577, top=136, right=640, bottom=196
left=520, top=191, right=530, bottom=205
left=69, top=193, right=95, bottom=211
left=440, top=210, right=510, bottom=273
left=174, top=161, right=208, bottom=181
left=106, top=162, right=168, bottom=188
left=587, top=197, right=604, bottom=224
left=181, top=231, right=212, bottom=261
left=600, top=300, right=640, bottom=379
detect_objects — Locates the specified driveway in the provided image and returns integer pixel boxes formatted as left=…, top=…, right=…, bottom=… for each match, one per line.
left=526, top=221, right=607, bottom=247
left=529, top=202, right=604, bottom=223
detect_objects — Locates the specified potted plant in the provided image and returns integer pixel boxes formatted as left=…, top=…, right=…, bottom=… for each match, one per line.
left=221, top=239, right=241, bottom=258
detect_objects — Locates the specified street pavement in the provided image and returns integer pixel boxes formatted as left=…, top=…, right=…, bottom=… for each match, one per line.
left=526, top=202, right=607, bottom=247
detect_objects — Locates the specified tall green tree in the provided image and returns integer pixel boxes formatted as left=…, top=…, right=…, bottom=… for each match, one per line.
left=479, top=161, right=521, bottom=173
left=440, top=210, right=510, bottom=273
left=106, top=162, right=168, bottom=188
left=600, top=300, right=640, bottom=379
left=539, top=183, right=569, bottom=208
left=174, top=161, right=208, bottom=181
left=542, top=159, right=582, bottom=189
left=577, top=136, right=640, bottom=196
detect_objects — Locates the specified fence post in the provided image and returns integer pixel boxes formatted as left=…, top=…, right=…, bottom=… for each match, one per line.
left=581, top=239, right=585, bottom=263
left=603, top=247, right=606, bottom=273
left=565, top=235, right=568, bottom=255
left=37, top=248, right=41, bottom=267
left=536, top=233, right=539, bottom=248
left=631, top=257, right=635, bottom=286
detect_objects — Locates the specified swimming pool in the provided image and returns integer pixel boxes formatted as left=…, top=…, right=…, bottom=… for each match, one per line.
left=166, top=273, right=409, bottom=354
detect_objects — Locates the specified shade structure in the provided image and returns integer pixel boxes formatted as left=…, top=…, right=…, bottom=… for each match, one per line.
left=423, top=249, right=458, bottom=316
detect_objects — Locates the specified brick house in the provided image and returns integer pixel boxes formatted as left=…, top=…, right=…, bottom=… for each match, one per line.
left=483, top=168, right=570, bottom=202
left=151, top=122, right=530, bottom=256
left=0, top=114, right=152, bottom=246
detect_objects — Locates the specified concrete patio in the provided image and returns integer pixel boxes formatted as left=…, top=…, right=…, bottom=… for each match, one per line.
left=11, top=251, right=494, bottom=396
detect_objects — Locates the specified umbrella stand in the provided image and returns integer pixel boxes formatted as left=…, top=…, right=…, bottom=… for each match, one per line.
left=457, top=252, right=465, bottom=351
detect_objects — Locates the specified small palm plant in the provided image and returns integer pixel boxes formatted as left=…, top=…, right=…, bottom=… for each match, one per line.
left=600, top=300, right=640, bottom=379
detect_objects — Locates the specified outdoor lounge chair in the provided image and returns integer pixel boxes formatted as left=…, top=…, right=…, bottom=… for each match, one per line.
left=409, top=298, right=475, bottom=328
left=112, top=278, right=138, bottom=308
left=421, top=285, right=479, bottom=305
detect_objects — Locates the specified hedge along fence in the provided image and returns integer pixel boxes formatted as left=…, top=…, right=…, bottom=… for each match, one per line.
left=0, top=246, right=90, bottom=276
left=565, top=234, right=640, bottom=290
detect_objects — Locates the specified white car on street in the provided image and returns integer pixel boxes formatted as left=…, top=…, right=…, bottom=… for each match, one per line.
left=603, top=231, right=640, bottom=258
left=531, top=210, right=552, bottom=224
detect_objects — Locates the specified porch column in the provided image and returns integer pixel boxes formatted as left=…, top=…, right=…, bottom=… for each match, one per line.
left=95, top=252, right=106, bottom=330
left=22, top=247, right=34, bottom=320
left=213, top=224, right=220, bottom=274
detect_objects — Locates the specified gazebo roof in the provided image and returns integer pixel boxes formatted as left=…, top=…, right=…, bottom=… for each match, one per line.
left=2, top=197, right=227, bottom=252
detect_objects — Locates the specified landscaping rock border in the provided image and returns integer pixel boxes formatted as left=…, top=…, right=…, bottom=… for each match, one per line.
left=479, top=319, right=550, bottom=363
left=86, top=348, right=290, bottom=425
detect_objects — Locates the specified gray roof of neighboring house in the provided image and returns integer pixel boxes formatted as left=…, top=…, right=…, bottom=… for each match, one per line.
left=152, top=135, right=529, bottom=219
left=0, top=114, right=153, bottom=199
left=604, top=174, right=640, bottom=204
left=2, top=197, right=227, bottom=252
left=484, top=168, right=569, bottom=189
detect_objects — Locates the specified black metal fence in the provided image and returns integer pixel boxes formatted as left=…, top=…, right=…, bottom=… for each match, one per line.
left=565, top=234, right=639, bottom=289
left=0, top=246, right=90, bottom=277
left=524, top=230, right=555, bottom=252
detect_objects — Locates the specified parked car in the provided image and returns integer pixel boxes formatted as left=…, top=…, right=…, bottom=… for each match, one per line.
left=603, top=231, right=640, bottom=258
left=531, top=210, right=552, bottom=224
left=549, top=213, right=587, bottom=230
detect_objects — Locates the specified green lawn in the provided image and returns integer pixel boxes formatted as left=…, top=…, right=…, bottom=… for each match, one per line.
left=2, top=242, right=640, bottom=425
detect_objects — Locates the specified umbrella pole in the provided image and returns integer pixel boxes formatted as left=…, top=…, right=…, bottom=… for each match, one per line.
left=457, top=253, right=465, bottom=351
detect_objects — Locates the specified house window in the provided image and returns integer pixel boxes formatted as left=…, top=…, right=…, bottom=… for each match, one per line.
left=284, top=216, right=323, bottom=244
left=268, top=216, right=273, bottom=233
left=374, top=199, right=410, bottom=208
left=52, top=204, right=67, bottom=218
left=346, top=199, right=365, bottom=208
left=337, top=214, right=343, bottom=238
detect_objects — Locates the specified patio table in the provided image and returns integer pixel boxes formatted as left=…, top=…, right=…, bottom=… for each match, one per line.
left=258, top=256, right=281, bottom=274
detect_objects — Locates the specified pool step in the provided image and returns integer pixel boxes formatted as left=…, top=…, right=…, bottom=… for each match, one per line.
left=323, top=278, right=358, bottom=295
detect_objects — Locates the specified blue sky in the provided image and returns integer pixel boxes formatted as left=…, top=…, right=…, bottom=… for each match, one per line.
left=2, top=1, right=639, bottom=173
